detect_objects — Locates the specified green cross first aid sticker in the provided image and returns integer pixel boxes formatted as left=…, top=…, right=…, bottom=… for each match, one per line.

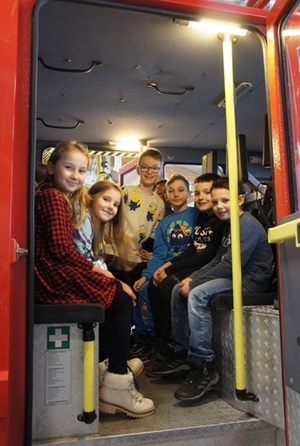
left=47, top=326, right=70, bottom=350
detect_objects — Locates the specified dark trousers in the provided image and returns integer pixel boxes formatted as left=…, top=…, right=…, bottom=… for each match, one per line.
left=100, top=288, right=133, bottom=374
left=108, top=263, right=146, bottom=288
left=148, top=266, right=200, bottom=341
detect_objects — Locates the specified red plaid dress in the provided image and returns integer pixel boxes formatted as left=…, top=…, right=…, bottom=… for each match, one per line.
left=34, top=184, right=121, bottom=308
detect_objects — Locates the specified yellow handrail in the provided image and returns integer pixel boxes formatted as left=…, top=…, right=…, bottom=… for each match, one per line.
left=78, top=323, right=97, bottom=424
left=268, top=218, right=300, bottom=247
left=221, top=34, right=257, bottom=401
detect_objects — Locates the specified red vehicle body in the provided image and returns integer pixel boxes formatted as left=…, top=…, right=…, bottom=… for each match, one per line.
left=0, top=0, right=295, bottom=445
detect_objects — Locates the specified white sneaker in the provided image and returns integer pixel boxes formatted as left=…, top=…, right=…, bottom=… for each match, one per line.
left=99, top=370, right=155, bottom=418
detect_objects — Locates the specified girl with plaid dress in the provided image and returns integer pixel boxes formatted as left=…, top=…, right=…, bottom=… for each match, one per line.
left=35, top=140, right=155, bottom=418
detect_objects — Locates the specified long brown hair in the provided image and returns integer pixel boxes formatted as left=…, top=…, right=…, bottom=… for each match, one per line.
left=87, top=180, right=125, bottom=255
left=39, top=140, right=91, bottom=228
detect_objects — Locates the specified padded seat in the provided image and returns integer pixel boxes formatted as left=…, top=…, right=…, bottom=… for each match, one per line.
left=34, top=303, right=105, bottom=324
left=210, top=292, right=277, bottom=311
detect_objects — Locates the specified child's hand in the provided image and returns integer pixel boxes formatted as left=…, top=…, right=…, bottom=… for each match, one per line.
left=155, top=262, right=172, bottom=276
left=179, top=278, right=192, bottom=297
left=153, top=262, right=171, bottom=284
left=133, top=276, right=147, bottom=292
left=121, top=282, right=137, bottom=307
left=139, top=249, right=152, bottom=262
left=153, top=269, right=167, bottom=286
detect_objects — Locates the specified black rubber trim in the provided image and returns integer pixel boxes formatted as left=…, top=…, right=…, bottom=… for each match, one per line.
left=34, top=304, right=105, bottom=324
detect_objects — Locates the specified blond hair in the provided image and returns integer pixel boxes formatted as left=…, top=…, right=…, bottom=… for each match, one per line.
left=87, top=180, right=125, bottom=255
left=41, top=140, right=91, bottom=228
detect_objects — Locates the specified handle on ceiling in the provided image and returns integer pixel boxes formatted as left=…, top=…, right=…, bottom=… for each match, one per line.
left=37, top=117, right=85, bottom=129
left=38, top=56, right=103, bottom=73
left=148, top=82, right=194, bottom=95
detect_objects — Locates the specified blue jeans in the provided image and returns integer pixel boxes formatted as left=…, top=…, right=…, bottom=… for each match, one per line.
left=171, top=279, right=249, bottom=362
left=133, top=281, right=156, bottom=337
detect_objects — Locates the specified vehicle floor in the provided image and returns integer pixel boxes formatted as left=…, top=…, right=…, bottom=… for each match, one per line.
left=96, top=369, right=279, bottom=446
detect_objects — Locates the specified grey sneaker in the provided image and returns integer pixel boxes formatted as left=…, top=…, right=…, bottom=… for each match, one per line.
left=174, top=360, right=219, bottom=401
left=150, top=349, right=189, bottom=375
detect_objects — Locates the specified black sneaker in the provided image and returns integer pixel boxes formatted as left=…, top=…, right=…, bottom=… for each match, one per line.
left=144, top=339, right=170, bottom=371
left=150, top=349, right=189, bottom=375
left=174, top=360, right=219, bottom=401
left=128, top=333, right=154, bottom=362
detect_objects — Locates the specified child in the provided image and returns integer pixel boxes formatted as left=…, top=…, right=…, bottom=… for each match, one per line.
left=153, top=178, right=173, bottom=217
left=34, top=140, right=154, bottom=418
left=72, top=180, right=144, bottom=377
left=144, top=173, right=227, bottom=369
left=130, top=174, right=199, bottom=356
left=106, top=148, right=165, bottom=287
left=72, top=180, right=125, bottom=273
left=138, top=178, right=174, bottom=264
left=151, top=177, right=273, bottom=403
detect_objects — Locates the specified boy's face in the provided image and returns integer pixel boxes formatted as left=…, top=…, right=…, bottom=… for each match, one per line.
left=137, top=156, right=161, bottom=187
left=211, top=188, right=231, bottom=221
left=211, top=188, right=244, bottom=221
left=167, top=179, right=190, bottom=211
left=154, top=182, right=167, bottom=200
left=194, top=181, right=214, bottom=214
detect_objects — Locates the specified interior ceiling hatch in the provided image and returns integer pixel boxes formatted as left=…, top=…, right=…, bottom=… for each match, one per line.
left=36, top=1, right=266, bottom=152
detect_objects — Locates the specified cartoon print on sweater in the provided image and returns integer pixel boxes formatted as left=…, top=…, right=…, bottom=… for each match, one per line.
left=146, top=202, right=158, bottom=222
left=123, top=189, right=129, bottom=205
left=129, top=190, right=141, bottom=211
left=169, top=222, right=193, bottom=254
left=139, top=225, right=147, bottom=242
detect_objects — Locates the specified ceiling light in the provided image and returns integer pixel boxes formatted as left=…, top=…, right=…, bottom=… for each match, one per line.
left=108, top=141, right=143, bottom=152
left=218, top=82, right=252, bottom=108
left=174, top=19, right=248, bottom=36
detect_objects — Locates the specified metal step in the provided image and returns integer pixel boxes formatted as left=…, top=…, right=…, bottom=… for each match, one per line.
left=33, top=370, right=282, bottom=446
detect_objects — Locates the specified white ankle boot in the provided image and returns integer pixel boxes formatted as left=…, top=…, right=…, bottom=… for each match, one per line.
left=99, top=370, right=155, bottom=418
left=99, top=358, right=144, bottom=388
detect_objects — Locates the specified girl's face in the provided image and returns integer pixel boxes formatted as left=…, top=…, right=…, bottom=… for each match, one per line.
left=91, top=188, right=121, bottom=222
left=48, top=150, right=88, bottom=195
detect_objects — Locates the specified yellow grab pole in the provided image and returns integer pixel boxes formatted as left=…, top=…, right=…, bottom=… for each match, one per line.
left=221, top=34, right=245, bottom=395
left=78, top=323, right=97, bottom=424
left=84, top=339, right=95, bottom=413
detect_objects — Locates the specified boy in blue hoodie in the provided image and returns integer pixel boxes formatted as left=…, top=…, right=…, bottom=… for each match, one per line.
left=151, top=177, right=273, bottom=402
left=131, top=174, right=199, bottom=350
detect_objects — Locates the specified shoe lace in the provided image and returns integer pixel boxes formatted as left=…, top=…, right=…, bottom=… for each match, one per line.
left=186, top=369, right=204, bottom=387
left=128, top=381, right=144, bottom=402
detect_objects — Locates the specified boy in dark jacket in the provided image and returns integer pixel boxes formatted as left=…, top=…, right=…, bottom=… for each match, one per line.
left=151, top=177, right=273, bottom=403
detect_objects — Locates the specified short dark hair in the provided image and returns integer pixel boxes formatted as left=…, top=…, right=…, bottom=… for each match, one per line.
left=154, top=178, right=167, bottom=189
left=210, top=176, right=244, bottom=195
left=166, top=174, right=189, bottom=190
left=194, top=173, right=220, bottom=184
left=138, top=148, right=163, bottom=165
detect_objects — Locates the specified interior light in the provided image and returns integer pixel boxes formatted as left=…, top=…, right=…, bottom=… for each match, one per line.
left=108, top=140, right=142, bottom=152
left=174, top=19, right=248, bottom=37
left=282, top=29, right=300, bottom=37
